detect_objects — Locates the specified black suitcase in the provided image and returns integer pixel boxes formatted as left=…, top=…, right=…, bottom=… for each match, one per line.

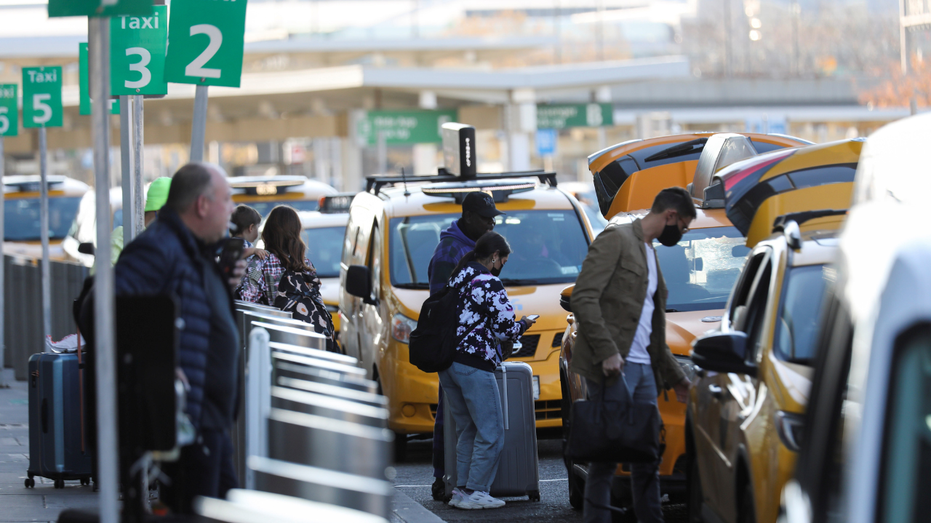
left=26, top=351, right=93, bottom=488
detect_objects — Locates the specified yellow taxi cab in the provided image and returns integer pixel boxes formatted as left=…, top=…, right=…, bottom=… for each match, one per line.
left=559, top=132, right=809, bottom=511
left=231, top=175, right=337, bottom=216
left=687, top=138, right=863, bottom=523
left=3, top=175, right=90, bottom=259
left=298, top=194, right=353, bottom=347
left=339, top=127, right=598, bottom=455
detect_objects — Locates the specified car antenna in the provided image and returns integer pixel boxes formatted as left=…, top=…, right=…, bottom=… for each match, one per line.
left=401, top=167, right=411, bottom=197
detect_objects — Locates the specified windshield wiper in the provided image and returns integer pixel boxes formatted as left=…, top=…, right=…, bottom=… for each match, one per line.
left=394, top=283, right=429, bottom=290
left=666, top=308, right=681, bottom=313
left=643, top=138, right=707, bottom=163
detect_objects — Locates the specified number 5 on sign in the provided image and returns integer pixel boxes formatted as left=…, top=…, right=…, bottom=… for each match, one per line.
left=164, top=0, right=247, bottom=88
left=0, top=84, right=18, bottom=137
left=22, top=67, right=63, bottom=128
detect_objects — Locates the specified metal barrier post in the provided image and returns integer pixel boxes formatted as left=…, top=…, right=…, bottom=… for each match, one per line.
left=246, top=327, right=271, bottom=490
left=90, top=16, right=120, bottom=523
left=39, top=127, right=51, bottom=343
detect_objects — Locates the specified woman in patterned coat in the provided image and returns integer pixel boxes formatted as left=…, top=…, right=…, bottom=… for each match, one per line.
left=441, top=231, right=537, bottom=511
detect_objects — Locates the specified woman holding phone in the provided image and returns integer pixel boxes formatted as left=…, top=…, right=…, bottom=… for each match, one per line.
left=441, top=231, right=536, bottom=510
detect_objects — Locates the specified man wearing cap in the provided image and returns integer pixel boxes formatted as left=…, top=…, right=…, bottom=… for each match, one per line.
left=425, top=190, right=503, bottom=499
left=110, top=176, right=172, bottom=264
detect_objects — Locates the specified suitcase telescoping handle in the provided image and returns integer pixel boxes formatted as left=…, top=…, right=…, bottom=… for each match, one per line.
left=501, top=364, right=508, bottom=431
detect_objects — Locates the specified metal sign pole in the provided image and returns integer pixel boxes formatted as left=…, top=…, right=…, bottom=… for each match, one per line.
left=132, top=94, right=144, bottom=236
left=0, top=136, right=5, bottom=381
left=120, top=95, right=133, bottom=241
left=39, top=127, right=51, bottom=342
left=89, top=16, right=120, bottom=523
left=190, top=85, right=208, bottom=162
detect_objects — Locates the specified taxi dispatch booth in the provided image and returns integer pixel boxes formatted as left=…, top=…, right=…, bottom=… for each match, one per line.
left=340, top=122, right=599, bottom=455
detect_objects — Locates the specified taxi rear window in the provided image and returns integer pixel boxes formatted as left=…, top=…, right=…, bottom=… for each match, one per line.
left=5, top=196, right=82, bottom=241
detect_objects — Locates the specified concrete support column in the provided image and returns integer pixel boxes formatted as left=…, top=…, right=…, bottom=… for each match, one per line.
left=343, top=110, right=366, bottom=192
left=505, top=89, right=536, bottom=172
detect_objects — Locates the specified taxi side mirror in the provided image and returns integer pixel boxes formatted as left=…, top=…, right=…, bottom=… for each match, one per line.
left=559, top=285, right=573, bottom=312
left=346, top=265, right=377, bottom=305
left=691, top=331, right=757, bottom=378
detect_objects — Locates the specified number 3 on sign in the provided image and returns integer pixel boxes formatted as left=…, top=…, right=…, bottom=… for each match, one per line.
left=185, top=25, right=222, bottom=79
left=125, top=47, right=151, bottom=89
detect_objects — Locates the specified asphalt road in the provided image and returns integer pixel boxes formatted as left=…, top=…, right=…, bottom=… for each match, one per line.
left=391, top=433, right=688, bottom=523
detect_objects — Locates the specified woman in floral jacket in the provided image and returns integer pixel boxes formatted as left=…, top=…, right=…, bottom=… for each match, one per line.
left=441, top=231, right=536, bottom=511
left=238, top=205, right=335, bottom=348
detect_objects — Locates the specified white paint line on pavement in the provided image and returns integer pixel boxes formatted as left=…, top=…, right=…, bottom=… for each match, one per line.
left=394, top=478, right=567, bottom=488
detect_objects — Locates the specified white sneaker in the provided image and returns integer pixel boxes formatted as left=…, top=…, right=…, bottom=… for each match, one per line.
left=448, top=488, right=466, bottom=507
left=457, top=490, right=506, bottom=510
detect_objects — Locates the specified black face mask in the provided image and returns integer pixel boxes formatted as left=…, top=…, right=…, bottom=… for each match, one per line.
left=657, top=221, right=683, bottom=247
left=491, top=265, right=502, bottom=277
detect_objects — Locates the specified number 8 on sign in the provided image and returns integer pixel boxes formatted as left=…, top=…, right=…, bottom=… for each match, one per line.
left=164, top=0, right=247, bottom=88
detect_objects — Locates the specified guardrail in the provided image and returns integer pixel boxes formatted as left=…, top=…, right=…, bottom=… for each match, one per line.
left=223, top=301, right=392, bottom=522
left=3, top=256, right=88, bottom=381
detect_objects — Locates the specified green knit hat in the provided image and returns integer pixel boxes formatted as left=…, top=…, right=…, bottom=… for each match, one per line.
left=144, top=177, right=172, bottom=212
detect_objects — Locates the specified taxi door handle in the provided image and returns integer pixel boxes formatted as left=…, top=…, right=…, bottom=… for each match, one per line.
left=708, top=384, right=724, bottom=399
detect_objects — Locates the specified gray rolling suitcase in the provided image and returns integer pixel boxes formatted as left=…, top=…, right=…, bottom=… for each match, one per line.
left=443, top=361, right=540, bottom=501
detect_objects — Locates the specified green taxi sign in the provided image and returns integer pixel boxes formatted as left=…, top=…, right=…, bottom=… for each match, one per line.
left=110, top=6, right=168, bottom=95
left=79, top=44, right=120, bottom=116
left=22, top=67, right=63, bottom=129
left=164, top=0, right=248, bottom=88
left=0, top=84, right=18, bottom=137
left=358, top=110, right=458, bottom=145
left=537, top=103, right=614, bottom=130
left=49, top=0, right=153, bottom=18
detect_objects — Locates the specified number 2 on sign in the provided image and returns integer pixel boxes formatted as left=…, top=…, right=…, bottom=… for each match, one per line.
left=0, top=107, right=8, bottom=134
left=125, top=47, right=152, bottom=89
left=185, top=24, right=222, bottom=79
left=32, top=94, right=52, bottom=125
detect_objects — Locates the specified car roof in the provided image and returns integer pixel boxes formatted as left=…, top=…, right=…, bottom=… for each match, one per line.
left=298, top=211, right=349, bottom=229
left=3, top=175, right=90, bottom=196
left=852, top=112, right=931, bottom=206
left=359, top=181, right=577, bottom=218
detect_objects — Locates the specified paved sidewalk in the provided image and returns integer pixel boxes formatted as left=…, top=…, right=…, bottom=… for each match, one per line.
left=0, top=369, right=99, bottom=523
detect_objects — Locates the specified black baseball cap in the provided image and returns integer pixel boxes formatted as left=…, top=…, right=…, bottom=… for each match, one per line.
left=462, top=191, right=504, bottom=218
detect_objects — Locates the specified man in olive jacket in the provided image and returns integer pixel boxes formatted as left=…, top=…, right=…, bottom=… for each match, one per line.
left=570, top=187, right=694, bottom=523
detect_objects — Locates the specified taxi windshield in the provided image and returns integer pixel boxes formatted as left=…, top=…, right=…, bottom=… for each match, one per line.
left=389, top=210, right=591, bottom=288
left=302, top=226, right=344, bottom=279
left=652, top=226, right=746, bottom=312
left=245, top=200, right=319, bottom=217
left=774, top=264, right=830, bottom=363
left=5, top=196, right=83, bottom=241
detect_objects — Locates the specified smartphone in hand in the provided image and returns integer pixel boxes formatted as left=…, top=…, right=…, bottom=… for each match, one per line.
left=217, top=238, right=245, bottom=277
left=526, top=314, right=540, bottom=321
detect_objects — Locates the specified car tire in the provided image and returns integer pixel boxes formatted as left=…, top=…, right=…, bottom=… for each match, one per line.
left=687, top=451, right=703, bottom=522
left=739, top=482, right=756, bottom=523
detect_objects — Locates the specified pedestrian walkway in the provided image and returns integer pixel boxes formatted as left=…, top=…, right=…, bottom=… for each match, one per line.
left=0, top=369, right=99, bottom=523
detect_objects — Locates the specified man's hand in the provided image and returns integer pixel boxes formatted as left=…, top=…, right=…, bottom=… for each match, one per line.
left=228, top=259, right=246, bottom=291
left=673, top=377, right=691, bottom=403
left=602, top=352, right=624, bottom=377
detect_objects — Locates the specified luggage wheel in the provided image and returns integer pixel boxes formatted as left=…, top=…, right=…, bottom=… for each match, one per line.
left=529, top=490, right=541, bottom=502
left=24, top=477, right=35, bottom=488
left=54, top=479, right=65, bottom=489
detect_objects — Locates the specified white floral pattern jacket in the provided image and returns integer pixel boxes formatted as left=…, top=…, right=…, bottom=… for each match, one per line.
left=449, top=262, right=527, bottom=371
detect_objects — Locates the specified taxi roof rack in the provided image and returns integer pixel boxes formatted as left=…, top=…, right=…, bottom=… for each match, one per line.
left=365, top=168, right=557, bottom=196
left=773, top=209, right=847, bottom=250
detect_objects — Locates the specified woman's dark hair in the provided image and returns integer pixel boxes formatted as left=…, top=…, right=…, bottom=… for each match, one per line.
left=261, top=205, right=310, bottom=272
left=452, top=231, right=512, bottom=276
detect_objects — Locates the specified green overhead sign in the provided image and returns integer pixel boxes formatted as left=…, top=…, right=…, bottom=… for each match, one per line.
left=48, top=0, right=153, bottom=18
left=537, top=103, right=614, bottom=129
left=0, top=84, right=18, bottom=137
left=358, top=110, right=457, bottom=146
left=79, top=44, right=120, bottom=116
left=111, top=6, right=168, bottom=96
left=22, top=67, right=63, bottom=129
left=164, top=0, right=248, bottom=88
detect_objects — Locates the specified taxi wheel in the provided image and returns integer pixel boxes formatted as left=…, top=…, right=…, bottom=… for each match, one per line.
left=393, top=432, right=408, bottom=463
left=739, top=482, right=756, bottom=523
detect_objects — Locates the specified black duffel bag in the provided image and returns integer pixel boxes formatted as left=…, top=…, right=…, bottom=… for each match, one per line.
left=566, top=373, right=663, bottom=464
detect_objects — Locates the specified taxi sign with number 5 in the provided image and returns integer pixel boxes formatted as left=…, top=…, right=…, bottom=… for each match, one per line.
left=164, top=0, right=247, bottom=88
left=22, top=67, right=62, bottom=129
left=0, top=84, right=18, bottom=137
left=111, top=5, right=168, bottom=96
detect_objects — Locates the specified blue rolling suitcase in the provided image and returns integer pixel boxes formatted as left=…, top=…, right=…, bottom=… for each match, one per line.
left=26, top=352, right=93, bottom=489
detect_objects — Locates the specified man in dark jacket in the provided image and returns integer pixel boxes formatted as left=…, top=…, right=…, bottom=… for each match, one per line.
left=425, top=191, right=502, bottom=499
left=114, top=162, right=240, bottom=514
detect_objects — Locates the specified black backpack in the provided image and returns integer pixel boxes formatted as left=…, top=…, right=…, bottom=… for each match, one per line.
left=409, top=286, right=461, bottom=373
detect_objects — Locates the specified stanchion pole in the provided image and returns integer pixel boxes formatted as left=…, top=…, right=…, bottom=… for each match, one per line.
left=132, top=94, right=144, bottom=237
left=90, top=16, right=120, bottom=523
left=39, top=127, right=50, bottom=342
left=190, top=85, right=208, bottom=162
left=120, top=95, right=133, bottom=241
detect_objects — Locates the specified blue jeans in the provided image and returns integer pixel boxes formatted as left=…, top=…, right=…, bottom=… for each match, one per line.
left=583, top=363, right=664, bottom=523
left=438, top=362, right=505, bottom=493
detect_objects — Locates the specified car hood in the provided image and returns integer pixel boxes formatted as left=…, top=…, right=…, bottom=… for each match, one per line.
left=392, top=283, right=570, bottom=330
left=665, top=309, right=725, bottom=356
